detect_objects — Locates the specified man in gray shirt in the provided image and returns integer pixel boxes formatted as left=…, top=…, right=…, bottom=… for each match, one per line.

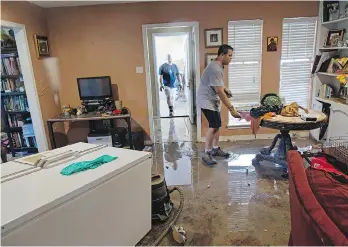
left=197, top=44, right=240, bottom=165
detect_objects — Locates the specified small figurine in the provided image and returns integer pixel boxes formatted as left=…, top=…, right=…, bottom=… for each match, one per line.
left=76, top=105, right=86, bottom=115
left=62, top=106, right=70, bottom=116
left=69, top=107, right=77, bottom=115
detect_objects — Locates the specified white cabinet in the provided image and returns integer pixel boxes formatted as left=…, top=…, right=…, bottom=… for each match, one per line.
left=327, top=103, right=348, bottom=139
left=310, top=100, right=323, bottom=141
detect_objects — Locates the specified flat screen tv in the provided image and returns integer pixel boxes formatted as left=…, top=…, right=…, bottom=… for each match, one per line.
left=77, top=76, right=112, bottom=100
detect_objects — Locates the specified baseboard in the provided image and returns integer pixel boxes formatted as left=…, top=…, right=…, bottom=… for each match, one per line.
left=197, top=131, right=309, bottom=142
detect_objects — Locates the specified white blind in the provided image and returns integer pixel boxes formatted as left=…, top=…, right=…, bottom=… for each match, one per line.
left=280, top=17, right=317, bottom=108
left=228, top=20, right=263, bottom=110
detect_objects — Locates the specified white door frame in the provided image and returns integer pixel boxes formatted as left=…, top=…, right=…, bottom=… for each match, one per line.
left=1, top=20, right=48, bottom=152
left=142, top=21, right=201, bottom=143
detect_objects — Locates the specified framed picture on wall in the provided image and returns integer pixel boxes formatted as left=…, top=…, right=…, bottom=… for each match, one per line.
left=34, top=35, right=50, bottom=58
left=205, top=53, right=217, bottom=67
left=205, top=28, right=223, bottom=48
left=267, top=36, right=278, bottom=52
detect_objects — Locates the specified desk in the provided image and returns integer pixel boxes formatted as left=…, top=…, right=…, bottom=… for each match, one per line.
left=47, top=113, right=134, bottom=149
left=252, top=110, right=327, bottom=174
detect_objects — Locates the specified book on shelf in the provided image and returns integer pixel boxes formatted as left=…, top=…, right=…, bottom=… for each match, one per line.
left=7, top=114, right=24, bottom=127
left=1, top=55, right=20, bottom=76
left=2, top=95, right=29, bottom=111
left=10, top=132, right=37, bottom=149
left=319, top=84, right=333, bottom=99
left=26, top=136, right=37, bottom=148
left=1, top=78, right=23, bottom=92
left=11, top=132, right=23, bottom=148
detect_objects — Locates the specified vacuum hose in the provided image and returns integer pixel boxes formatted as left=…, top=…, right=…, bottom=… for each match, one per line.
left=151, top=187, right=184, bottom=246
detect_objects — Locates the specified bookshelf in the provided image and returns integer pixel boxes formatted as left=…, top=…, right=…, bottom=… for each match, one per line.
left=310, top=1, right=348, bottom=141
left=1, top=28, right=38, bottom=158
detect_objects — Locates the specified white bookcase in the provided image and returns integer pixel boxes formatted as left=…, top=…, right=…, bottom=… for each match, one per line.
left=310, top=1, right=348, bottom=141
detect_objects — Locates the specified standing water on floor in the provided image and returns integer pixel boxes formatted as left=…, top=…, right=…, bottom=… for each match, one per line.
left=140, top=121, right=312, bottom=245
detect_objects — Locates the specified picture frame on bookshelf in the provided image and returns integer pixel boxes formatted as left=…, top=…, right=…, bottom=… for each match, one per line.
left=34, top=35, right=50, bottom=58
left=324, top=29, right=344, bottom=47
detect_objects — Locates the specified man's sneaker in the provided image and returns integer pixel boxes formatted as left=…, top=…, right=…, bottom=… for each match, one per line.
left=202, top=152, right=217, bottom=166
left=211, top=147, right=230, bottom=158
left=169, top=112, right=174, bottom=117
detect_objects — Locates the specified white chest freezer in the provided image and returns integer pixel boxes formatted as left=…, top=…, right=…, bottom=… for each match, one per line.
left=1, top=143, right=152, bottom=246
left=1, top=143, right=103, bottom=182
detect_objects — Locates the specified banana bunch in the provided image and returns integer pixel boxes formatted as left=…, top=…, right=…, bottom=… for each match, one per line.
left=280, top=102, right=308, bottom=117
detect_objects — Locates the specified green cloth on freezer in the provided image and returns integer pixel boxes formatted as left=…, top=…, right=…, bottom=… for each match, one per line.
left=60, top=155, right=117, bottom=176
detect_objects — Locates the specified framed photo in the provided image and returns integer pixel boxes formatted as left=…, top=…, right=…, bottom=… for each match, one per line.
left=205, top=53, right=217, bottom=67
left=34, top=35, right=50, bottom=58
left=325, top=29, right=344, bottom=47
left=267, top=36, right=278, bottom=52
left=205, top=28, right=223, bottom=48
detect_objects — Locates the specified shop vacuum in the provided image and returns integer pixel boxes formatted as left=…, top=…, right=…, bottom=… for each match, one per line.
left=151, top=174, right=186, bottom=245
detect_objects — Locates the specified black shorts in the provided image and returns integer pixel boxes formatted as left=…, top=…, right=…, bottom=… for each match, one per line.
left=202, top=108, right=221, bottom=129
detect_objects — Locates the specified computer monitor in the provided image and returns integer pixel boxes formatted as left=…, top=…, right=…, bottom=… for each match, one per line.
left=77, top=76, right=112, bottom=100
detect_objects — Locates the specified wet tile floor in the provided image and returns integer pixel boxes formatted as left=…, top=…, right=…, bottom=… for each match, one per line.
left=138, top=121, right=314, bottom=245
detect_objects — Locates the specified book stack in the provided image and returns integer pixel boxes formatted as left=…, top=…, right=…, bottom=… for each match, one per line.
left=2, top=95, right=29, bottom=111
left=1, top=55, right=21, bottom=75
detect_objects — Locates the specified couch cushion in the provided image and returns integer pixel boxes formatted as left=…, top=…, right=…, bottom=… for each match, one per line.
left=306, top=167, right=348, bottom=237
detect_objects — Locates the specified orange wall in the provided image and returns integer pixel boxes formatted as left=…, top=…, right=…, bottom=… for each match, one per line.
left=2, top=1, right=319, bottom=142
left=1, top=1, right=62, bottom=146
left=45, top=1, right=318, bottom=138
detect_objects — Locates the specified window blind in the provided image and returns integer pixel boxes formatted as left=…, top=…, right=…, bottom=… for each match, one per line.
left=280, top=17, right=317, bottom=108
left=228, top=20, right=263, bottom=107
left=228, top=20, right=263, bottom=126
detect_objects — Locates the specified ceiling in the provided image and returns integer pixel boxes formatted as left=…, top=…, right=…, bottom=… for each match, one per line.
left=29, top=0, right=154, bottom=8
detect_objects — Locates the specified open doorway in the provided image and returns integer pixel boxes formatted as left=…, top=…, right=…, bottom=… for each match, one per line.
left=153, top=34, right=189, bottom=118
left=142, top=22, right=200, bottom=143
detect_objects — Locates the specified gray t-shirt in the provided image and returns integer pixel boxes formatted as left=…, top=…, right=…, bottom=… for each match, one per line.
left=196, top=61, right=224, bottom=112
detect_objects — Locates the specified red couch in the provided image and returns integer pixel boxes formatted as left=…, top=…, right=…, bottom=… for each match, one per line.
left=287, top=150, right=348, bottom=246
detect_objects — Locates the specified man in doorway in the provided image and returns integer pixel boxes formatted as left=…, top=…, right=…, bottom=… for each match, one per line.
left=197, top=44, right=241, bottom=165
left=159, top=54, right=183, bottom=117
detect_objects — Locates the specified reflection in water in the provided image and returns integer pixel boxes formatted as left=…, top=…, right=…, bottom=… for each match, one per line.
left=155, top=118, right=192, bottom=143
left=228, top=154, right=257, bottom=232
left=164, top=155, right=192, bottom=186
left=162, top=119, right=192, bottom=186
left=228, top=154, right=255, bottom=170
left=273, top=179, right=278, bottom=191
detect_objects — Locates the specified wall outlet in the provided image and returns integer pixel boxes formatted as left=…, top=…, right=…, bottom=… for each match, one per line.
left=136, top=66, right=143, bottom=74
